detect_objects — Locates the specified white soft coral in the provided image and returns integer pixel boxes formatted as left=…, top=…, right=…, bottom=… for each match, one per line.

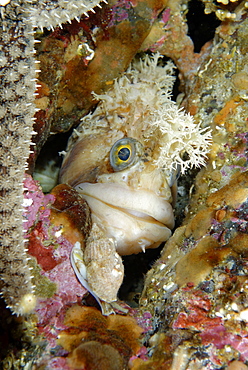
left=151, top=106, right=212, bottom=174
left=128, top=53, right=212, bottom=174
left=81, top=53, right=211, bottom=175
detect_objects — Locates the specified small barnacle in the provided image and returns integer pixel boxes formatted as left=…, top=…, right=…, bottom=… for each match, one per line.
left=77, top=43, right=95, bottom=61
left=83, top=223, right=124, bottom=302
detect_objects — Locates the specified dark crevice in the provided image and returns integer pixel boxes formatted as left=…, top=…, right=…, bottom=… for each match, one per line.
left=187, top=0, right=220, bottom=53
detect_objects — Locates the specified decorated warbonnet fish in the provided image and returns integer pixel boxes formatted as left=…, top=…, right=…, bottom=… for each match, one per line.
left=60, top=53, right=211, bottom=311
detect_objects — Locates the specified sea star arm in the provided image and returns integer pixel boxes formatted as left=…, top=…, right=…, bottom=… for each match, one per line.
left=0, top=0, right=106, bottom=315
left=0, top=4, right=37, bottom=315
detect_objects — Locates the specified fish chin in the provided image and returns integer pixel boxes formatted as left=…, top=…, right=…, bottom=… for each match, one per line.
left=75, top=182, right=174, bottom=255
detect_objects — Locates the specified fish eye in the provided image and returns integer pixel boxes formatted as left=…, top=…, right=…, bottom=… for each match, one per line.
left=110, top=138, right=142, bottom=171
left=118, top=146, right=131, bottom=161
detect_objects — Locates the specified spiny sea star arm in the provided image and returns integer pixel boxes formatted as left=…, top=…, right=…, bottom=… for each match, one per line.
left=0, top=6, right=37, bottom=315
left=0, top=0, right=108, bottom=315
left=26, top=0, right=108, bottom=31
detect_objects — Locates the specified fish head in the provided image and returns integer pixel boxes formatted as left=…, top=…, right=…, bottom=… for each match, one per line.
left=60, top=127, right=176, bottom=255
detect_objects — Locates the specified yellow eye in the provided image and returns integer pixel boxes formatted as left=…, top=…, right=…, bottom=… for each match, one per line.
left=110, top=138, right=142, bottom=171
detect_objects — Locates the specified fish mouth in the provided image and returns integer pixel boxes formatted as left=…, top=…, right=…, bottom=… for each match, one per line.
left=75, top=182, right=174, bottom=255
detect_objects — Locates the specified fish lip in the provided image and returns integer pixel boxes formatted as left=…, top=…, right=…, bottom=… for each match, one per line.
left=75, top=182, right=175, bottom=229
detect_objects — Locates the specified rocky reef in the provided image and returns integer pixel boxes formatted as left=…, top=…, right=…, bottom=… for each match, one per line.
left=0, top=0, right=248, bottom=369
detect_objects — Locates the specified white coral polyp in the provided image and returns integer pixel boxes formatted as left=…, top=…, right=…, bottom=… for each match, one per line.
left=151, top=106, right=211, bottom=174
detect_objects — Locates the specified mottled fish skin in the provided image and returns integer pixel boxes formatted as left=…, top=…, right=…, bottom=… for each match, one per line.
left=0, top=0, right=106, bottom=315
